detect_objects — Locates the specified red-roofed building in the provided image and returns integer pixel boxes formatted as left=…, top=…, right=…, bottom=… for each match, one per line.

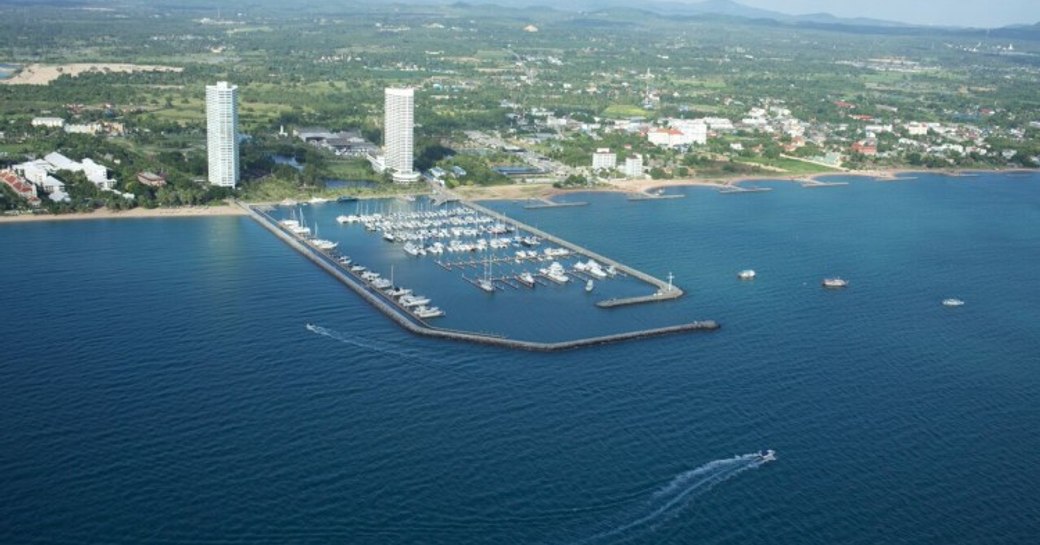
left=834, top=101, right=855, bottom=110
left=851, top=141, right=878, bottom=156
left=1, top=169, right=41, bottom=206
left=850, top=114, right=874, bottom=122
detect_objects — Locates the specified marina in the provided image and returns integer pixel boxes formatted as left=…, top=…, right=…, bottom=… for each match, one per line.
left=239, top=197, right=711, bottom=350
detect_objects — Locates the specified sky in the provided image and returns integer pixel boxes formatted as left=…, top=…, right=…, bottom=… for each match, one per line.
left=730, top=0, right=1036, bottom=28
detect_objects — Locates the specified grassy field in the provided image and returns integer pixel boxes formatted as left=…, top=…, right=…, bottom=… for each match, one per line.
left=325, top=158, right=380, bottom=181
left=742, top=156, right=840, bottom=174
left=602, top=104, right=649, bottom=118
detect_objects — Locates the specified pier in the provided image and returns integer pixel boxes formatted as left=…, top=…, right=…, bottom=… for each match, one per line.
left=240, top=201, right=714, bottom=351
left=460, top=200, right=683, bottom=307
left=523, top=198, right=590, bottom=210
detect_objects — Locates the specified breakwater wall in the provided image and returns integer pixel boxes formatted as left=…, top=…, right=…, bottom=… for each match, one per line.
left=239, top=201, right=716, bottom=351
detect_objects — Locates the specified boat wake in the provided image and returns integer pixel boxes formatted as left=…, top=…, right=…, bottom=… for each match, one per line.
left=566, top=452, right=771, bottom=545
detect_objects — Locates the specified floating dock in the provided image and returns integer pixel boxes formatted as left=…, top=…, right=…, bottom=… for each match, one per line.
left=240, top=201, right=714, bottom=351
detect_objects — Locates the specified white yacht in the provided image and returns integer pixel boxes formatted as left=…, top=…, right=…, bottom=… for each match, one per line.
left=414, top=305, right=444, bottom=319
left=518, top=271, right=536, bottom=287
left=540, top=262, right=570, bottom=284
left=399, top=294, right=431, bottom=308
left=738, top=269, right=756, bottom=280
left=822, top=278, right=848, bottom=289
left=942, top=298, right=965, bottom=307
left=311, top=239, right=338, bottom=250
left=585, top=279, right=594, bottom=292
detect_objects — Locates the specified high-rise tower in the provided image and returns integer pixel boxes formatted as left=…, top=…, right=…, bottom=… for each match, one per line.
left=206, top=81, right=239, bottom=188
left=384, top=88, right=419, bottom=183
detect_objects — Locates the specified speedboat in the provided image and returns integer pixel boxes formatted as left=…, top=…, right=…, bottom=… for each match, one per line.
left=758, top=449, right=776, bottom=463
left=942, top=298, right=965, bottom=307
left=822, top=277, right=848, bottom=289
left=738, top=269, right=756, bottom=280
left=585, top=279, right=594, bottom=292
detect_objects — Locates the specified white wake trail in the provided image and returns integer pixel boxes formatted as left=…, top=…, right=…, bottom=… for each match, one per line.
left=568, top=453, right=770, bottom=545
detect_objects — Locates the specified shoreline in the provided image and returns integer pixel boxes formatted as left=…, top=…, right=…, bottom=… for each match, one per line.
left=2, top=168, right=1034, bottom=222
left=455, top=167, right=1037, bottom=201
left=0, top=204, right=246, bottom=224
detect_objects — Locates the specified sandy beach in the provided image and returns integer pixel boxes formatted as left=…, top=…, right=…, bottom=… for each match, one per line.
left=0, top=63, right=183, bottom=85
left=453, top=167, right=1038, bottom=201
left=0, top=205, right=246, bottom=223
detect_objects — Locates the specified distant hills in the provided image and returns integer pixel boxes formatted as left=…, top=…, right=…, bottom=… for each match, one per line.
left=431, top=0, right=1034, bottom=31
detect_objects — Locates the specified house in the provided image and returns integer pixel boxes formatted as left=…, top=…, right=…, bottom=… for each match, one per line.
left=851, top=140, right=878, bottom=156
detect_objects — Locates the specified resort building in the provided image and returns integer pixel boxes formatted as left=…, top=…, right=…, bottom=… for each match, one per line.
left=206, top=81, right=240, bottom=188
left=0, top=170, right=41, bottom=206
left=592, top=148, right=617, bottom=171
left=623, top=155, right=644, bottom=178
left=31, top=117, right=65, bottom=129
left=384, top=87, right=420, bottom=183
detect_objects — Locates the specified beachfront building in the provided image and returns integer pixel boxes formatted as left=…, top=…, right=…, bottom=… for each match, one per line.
left=0, top=170, right=41, bottom=206
left=31, top=117, right=65, bottom=129
left=623, top=155, right=644, bottom=178
left=206, top=81, right=239, bottom=188
left=592, top=148, right=617, bottom=171
left=383, top=87, right=420, bottom=183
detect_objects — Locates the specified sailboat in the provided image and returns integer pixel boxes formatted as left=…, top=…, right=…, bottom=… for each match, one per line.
left=478, top=248, right=495, bottom=292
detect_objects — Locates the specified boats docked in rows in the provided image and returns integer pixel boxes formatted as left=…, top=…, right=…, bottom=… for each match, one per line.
left=336, top=214, right=361, bottom=224
left=371, top=278, right=393, bottom=290
left=738, top=269, right=756, bottom=280
left=942, top=298, right=965, bottom=307
left=822, top=277, right=849, bottom=289
left=336, top=255, right=352, bottom=266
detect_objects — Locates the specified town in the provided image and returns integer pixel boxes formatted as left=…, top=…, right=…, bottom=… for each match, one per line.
left=1, top=1, right=1038, bottom=213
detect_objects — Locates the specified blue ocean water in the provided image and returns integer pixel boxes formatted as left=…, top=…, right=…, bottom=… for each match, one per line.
left=2, top=172, right=1039, bottom=544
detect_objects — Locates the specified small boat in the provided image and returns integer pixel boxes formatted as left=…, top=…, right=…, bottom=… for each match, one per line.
left=585, top=279, right=594, bottom=292
left=477, top=279, right=495, bottom=293
left=308, top=196, right=330, bottom=204
left=413, top=305, right=444, bottom=319
left=311, top=239, right=338, bottom=250
left=758, top=449, right=777, bottom=463
left=400, top=294, right=431, bottom=308
left=822, top=278, right=848, bottom=289
left=518, top=271, right=536, bottom=287
left=738, top=269, right=756, bottom=280
left=942, top=298, right=965, bottom=307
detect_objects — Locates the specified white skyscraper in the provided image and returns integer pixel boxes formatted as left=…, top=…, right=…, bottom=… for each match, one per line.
left=383, top=87, right=419, bottom=183
left=206, top=81, right=239, bottom=188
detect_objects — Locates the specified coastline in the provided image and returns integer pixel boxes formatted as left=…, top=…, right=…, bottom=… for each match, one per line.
left=455, top=167, right=1037, bottom=201
left=0, top=204, right=246, bottom=224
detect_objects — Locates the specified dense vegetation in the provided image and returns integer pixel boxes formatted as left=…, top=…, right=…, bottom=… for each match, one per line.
left=0, top=1, right=1037, bottom=210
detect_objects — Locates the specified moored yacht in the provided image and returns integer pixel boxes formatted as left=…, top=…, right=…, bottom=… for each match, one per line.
left=518, top=271, right=536, bottom=287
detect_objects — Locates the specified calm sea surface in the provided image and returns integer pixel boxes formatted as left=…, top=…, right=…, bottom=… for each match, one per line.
left=2, top=172, right=1039, bottom=544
